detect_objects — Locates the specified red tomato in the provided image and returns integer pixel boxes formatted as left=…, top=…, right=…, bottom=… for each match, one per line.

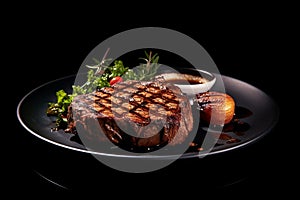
left=109, top=76, right=123, bottom=85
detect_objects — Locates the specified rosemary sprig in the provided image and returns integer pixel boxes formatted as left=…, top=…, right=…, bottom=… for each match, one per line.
left=85, top=48, right=112, bottom=75
left=133, top=51, right=161, bottom=81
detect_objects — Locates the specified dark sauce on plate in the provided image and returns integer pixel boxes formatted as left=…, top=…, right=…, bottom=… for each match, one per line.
left=57, top=105, right=253, bottom=155
left=110, top=106, right=253, bottom=154
left=187, top=106, right=252, bottom=153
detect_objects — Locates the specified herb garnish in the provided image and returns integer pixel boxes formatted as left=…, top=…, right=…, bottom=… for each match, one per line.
left=46, top=49, right=161, bottom=130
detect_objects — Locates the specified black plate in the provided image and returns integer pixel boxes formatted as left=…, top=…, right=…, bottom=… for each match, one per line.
left=17, top=74, right=279, bottom=159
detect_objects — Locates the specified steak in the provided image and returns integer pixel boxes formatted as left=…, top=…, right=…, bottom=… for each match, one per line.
left=67, top=80, right=193, bottom=150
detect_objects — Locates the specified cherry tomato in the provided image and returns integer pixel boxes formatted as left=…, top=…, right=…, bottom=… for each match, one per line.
left=109, top=76, right=123, bottom=85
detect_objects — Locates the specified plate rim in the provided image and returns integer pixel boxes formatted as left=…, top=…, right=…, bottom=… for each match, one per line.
left=16, top=74, right=280, bottom=160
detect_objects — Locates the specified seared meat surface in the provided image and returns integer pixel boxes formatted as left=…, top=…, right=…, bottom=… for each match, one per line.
left=67, top=80, right=193, bottom=149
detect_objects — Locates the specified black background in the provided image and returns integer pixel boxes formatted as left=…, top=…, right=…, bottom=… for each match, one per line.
left=8, top=4, right=294, bottom=197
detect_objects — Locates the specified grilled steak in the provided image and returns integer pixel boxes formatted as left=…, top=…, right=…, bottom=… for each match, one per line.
left=67, top=80, right=193, bottom=150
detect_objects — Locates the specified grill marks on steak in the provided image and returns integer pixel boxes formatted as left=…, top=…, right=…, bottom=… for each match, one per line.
left=68, top=80, right=193, bottom=150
